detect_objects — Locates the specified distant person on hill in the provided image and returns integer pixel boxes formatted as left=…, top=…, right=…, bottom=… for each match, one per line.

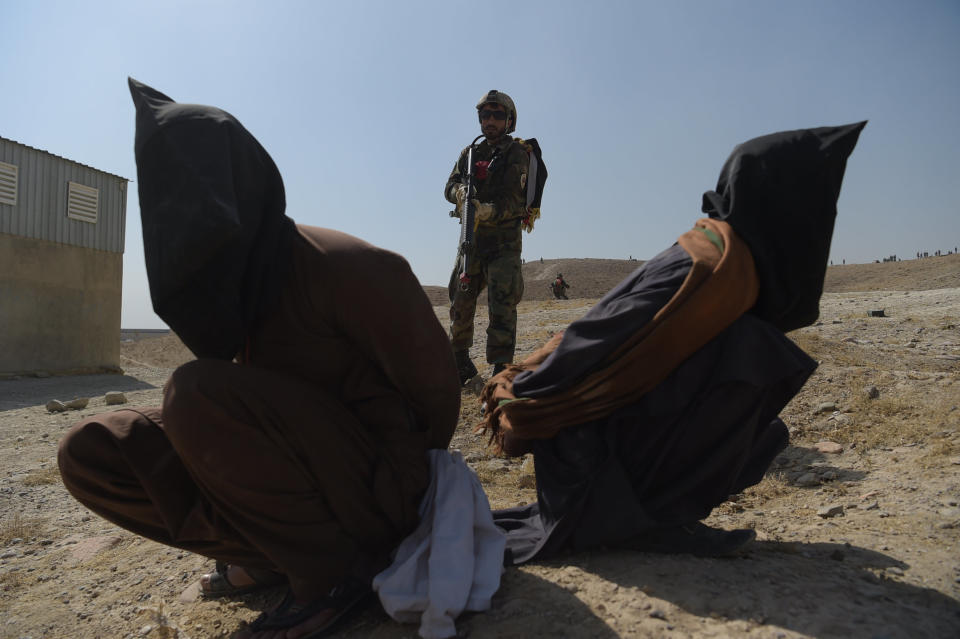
left=445, top=90, right=546, bottom=385
left=550, top=273, right=570, bottom=299
left=57, top=80, right=461, bottom=639
left=480, top=122, right=865, bottom=562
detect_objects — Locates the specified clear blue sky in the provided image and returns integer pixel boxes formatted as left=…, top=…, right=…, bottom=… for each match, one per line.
left=2, top=0, right=958, bottom=328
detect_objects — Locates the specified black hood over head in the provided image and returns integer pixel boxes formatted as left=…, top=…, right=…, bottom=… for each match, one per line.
left=128, top=78, right=296, bottom=359
left=702, top=121, right=866, bottom=333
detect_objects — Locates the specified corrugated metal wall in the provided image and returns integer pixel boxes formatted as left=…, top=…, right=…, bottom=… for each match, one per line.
left=0, top=137, right=127, bottom=254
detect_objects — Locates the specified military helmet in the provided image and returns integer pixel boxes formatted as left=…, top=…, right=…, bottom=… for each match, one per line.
left=476, top=89, right=516, bottom=134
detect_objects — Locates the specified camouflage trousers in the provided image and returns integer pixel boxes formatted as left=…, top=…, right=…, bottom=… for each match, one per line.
left=448, top=227, right=524, bottom=365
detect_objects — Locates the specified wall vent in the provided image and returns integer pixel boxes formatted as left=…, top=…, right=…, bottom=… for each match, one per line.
left=67, top=181, right=99, bottom=223
left=0, top=162, right=17, bottom=206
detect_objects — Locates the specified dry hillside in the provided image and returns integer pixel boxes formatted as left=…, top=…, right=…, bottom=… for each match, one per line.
left=424, top=253, right=959, bottom=306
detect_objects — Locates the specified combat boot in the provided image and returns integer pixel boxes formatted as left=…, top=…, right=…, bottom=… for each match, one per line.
left=492, top=363, right=507, bottom=376
left=454, top=350, right=478, bottom=386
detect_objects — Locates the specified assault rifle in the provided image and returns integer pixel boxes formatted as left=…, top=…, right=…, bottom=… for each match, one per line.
left=449, top=135, right=485, bottom=291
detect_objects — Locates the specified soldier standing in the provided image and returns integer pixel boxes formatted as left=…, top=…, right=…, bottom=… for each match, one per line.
left=445, top=90, right=533, bottom=384
left=551, top=273, right=570, bottom=299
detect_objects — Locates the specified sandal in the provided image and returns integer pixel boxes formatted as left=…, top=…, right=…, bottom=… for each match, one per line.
left=200, top=561, right=286, bottom=598
left=247, top=578, right=372, bottom=638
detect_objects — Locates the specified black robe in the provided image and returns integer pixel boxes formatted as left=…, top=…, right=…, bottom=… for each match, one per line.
left=493, top=122, right=866, bottom=564
left=493, top=245, right=815, bottom=564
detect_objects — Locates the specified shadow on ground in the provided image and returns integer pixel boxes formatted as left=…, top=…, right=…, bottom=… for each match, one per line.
left=0, top=374, right=157, bottom=412
left=331, top=567, right=617, bottom=639
left=580, top=541, right=960, bottom=638
left=282, top=539, right=960, bottom=638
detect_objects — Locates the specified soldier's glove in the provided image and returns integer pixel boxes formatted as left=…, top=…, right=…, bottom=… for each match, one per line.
left=453, top=184, right=469, bottom=216
left=475, top=201, right=495, bottom=223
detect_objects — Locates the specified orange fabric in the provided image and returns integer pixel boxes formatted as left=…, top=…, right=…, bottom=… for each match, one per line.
left=479, top=218, right=759, bottom=454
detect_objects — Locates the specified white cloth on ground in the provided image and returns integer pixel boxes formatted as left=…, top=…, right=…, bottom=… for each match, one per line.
left=373, top=449, right=506, bottom=639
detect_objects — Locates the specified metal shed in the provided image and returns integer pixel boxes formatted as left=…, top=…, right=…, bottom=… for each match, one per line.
left=0, top=136, right=129, bottom=376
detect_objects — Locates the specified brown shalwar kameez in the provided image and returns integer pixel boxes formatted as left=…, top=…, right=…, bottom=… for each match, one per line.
left=58, top=226, right=460, bottom=599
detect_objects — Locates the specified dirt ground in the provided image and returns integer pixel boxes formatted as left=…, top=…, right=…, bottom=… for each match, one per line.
left=1, top=256, right=958, bottom=638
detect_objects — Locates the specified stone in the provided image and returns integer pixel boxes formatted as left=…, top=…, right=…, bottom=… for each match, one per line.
left=484, top=459, right=510, bottom=473
left=814, top=441, right=844, bottom=454
left=867, top=309, right=885, bottom=317
left=815, top=402, right=837, bottom=414
left=817, top=505, right=844, bottom=518
left=179, top=581, right=202, bottom=603
left=520, top=455, right=535, bottom=475
left=864, top=385, right=880, bottom=399
left=104, top=392, right=128, bottom=406
left=64, top=397, right=89, bottom=410
left=796, top=473, right=820, bottom=487
left=46, top=400, right=68, bottom=413
left=69, top=536, right=122, bottom=562
left=830, top=413, right=851, bottom=425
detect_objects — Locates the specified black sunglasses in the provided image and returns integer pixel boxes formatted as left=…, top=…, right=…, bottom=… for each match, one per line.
left=479, top=110, right=508, bottom=121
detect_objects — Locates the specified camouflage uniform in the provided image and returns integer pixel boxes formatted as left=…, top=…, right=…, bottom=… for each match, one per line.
left=445, top=135, right=529, bottom=365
